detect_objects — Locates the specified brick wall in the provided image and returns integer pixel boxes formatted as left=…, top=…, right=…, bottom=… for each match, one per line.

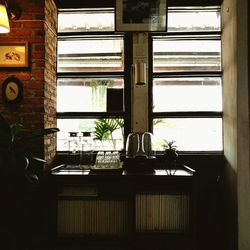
left=0, top=0, right=57, bottom=164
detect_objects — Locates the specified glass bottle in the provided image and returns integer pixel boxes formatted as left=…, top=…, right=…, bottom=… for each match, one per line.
left=80, top=132, right=94, bottom=168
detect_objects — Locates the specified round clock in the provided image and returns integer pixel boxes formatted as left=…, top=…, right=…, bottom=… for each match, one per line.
left=2, top=76, right=23, bottom=107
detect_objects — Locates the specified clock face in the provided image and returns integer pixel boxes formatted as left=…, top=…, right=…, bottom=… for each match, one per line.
left=2, top=76, right=23, bottom=107
left=6, top=81, right=19, bottom=101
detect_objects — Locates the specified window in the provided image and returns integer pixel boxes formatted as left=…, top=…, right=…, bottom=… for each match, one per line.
left=56, top=5, right=223, bottom=153
left=151, top=6, right=223, bottom=151
left=56, top=8, right=130, bottom=152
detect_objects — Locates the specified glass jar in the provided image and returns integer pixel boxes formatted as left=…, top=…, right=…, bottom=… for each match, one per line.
left=80, top=132, right=94, bottom=167
left=67, top=132, right=80, bottom=165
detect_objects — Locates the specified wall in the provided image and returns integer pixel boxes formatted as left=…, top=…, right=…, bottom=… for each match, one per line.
left=131, top=33, right=149, bottom=132
left=221, top=0, right=238, bottom=248
left=0, top=0, right=57, bottom=164
left=236, top=0, right=250, bottom=249
left=222, top=0, right=250, bottom=249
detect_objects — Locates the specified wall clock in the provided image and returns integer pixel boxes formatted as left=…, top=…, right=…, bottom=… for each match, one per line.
left=2, top=76, right=23, bottom=107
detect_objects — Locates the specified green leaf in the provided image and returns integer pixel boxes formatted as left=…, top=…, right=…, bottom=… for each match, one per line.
left=0, top=113, right=59, bottom=185
left=93, top=119, right=122, bottom=141
left=163, top=140, right=178, bottom=151
left=153, top=119, right=164, bottom=126
left=10, top=122, right=23, bottom=143
left=94, top=119, right=110, bottom=140
left=115, top=118, right=124, bottom=128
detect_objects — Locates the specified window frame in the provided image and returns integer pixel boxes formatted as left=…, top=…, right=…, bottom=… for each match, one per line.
left=56, top=8, right=133, bottom=152
left=148, top=27, right=223, bottom=153
left=56, top=4, right=223, bottom=154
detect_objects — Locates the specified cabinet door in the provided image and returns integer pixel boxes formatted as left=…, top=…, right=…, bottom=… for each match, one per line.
left=135, top=192, right=190, bottom=233
left=57, top=185, right=132, bottom=238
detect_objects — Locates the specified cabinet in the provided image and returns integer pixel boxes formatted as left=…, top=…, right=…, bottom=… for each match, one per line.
left=50, top=166, right=196, bottom=250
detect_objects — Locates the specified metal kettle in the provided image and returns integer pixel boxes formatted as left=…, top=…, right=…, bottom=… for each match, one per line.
left=124, top=132, right=156, bottom=172
left=125, top=132, right=155, bottom=159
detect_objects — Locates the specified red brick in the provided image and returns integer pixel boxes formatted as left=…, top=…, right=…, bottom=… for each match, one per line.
left=10, top=22, right=22, bottom=28
left=32, top=69, right=44, bottom=76
left=22, top=21, right=44, bottom=28
left=26, top=6, right=45, bottom=13
left=26, top=82, right=44, bottom=90
left=32, top=74, right=44, bottom=81
left=0, top=74, right=9, bottom=81
left=34, top=44, right=45, bottom=51
left=10, top=29, right=33, bottom=37
left=23, top=97, right=43, bottom=105
left=17, top=73, right=32, bottom=81
left=28, top=37, right=45, bottom=43
left=34, top=30, right=45, bottom=36
left=35, top=14, right=45, bottom=20
left=33, top=60, right=46, bottom=68
left=35, top=90, right=44, bottom=97
left=20, top=14, right=36, bottom=20
left=32, top=53, right=45, bottom=59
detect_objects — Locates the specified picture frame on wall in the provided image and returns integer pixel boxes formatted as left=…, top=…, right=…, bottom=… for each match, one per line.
left=115, top=0, right=167, bottom=32
left=0, top=42, right=29, bottom=68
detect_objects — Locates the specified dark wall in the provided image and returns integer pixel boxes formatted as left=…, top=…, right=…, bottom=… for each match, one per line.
left=179, top=154, right=226, bottom=250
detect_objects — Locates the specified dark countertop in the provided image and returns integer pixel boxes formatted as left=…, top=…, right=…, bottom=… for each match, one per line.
left=51, top=164, right=195, bottom=179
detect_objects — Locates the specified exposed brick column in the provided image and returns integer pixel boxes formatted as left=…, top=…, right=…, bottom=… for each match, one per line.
left=0, top=0, right=57, bottom=165
left=44, top=0, right=57, bottom=163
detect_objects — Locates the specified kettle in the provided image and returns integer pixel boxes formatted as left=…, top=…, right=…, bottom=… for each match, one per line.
left=126, top=132, right=155, bottom=159
left=124, top=132, right=156, bottom=172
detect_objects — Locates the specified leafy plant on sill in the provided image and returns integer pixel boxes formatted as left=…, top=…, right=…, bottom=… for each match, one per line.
left=162, top=140, right=178, bottom=165
left=0, top=113, right=59, bottom=185
left=93, top=118, right=124, bottom=149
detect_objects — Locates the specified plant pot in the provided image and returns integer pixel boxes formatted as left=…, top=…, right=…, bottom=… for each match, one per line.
left=164, top=150, right=178, bottom=169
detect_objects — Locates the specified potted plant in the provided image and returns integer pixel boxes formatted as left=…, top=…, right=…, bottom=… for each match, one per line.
left=93, top=118, right=124, bottom=150
left=0, top=113, right=59, bottom=185
left=0, top=113, right=59, bottom=248
left=162, top=140, right=178, bottom=168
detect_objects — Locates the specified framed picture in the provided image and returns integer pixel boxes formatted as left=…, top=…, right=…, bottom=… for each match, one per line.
left=0, top=42, right=29, bottom=68
left=115, top=0, right=167, bottom=32
left=2, top=76, right=23, bottom=107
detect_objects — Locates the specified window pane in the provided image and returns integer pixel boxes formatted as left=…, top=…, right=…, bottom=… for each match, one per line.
left=153, top=77, right=222, bottom=112
left=168, top=6, right=221, bottom=32
left=153, top=38, right=221, bottom=72
left=58, top=37, right=124, bottom=72
left=58, top=8, right=114, bottom=32
left=57, top=78, right=123, bottom=112
left=57, top=119, right=124, bottom=151
left=153, top=118, right=223, bottom=151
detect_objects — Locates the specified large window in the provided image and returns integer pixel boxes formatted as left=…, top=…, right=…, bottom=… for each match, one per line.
left=151, top=6, right=222, bottom=151
left=56, top=5, right=223, bottom=153
left=57, top=8, right=128, bottom=151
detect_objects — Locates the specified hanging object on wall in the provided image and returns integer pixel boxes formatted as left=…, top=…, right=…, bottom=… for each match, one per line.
left=115, top=0, right=167, bottom=32
left=0, top=0, right=22, bottom=33
left=2, top=75, right=23, bottom=108
left=0, top=42, right=29, bottom=68
left=0, top=3, right=10, bottom=33
left=132, top=62, right=147, bottom=85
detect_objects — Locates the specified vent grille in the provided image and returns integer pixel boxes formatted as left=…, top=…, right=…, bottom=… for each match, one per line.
left=136, top=193, right=190, bottom=233
left=57, top=199, right=130, bottom=237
